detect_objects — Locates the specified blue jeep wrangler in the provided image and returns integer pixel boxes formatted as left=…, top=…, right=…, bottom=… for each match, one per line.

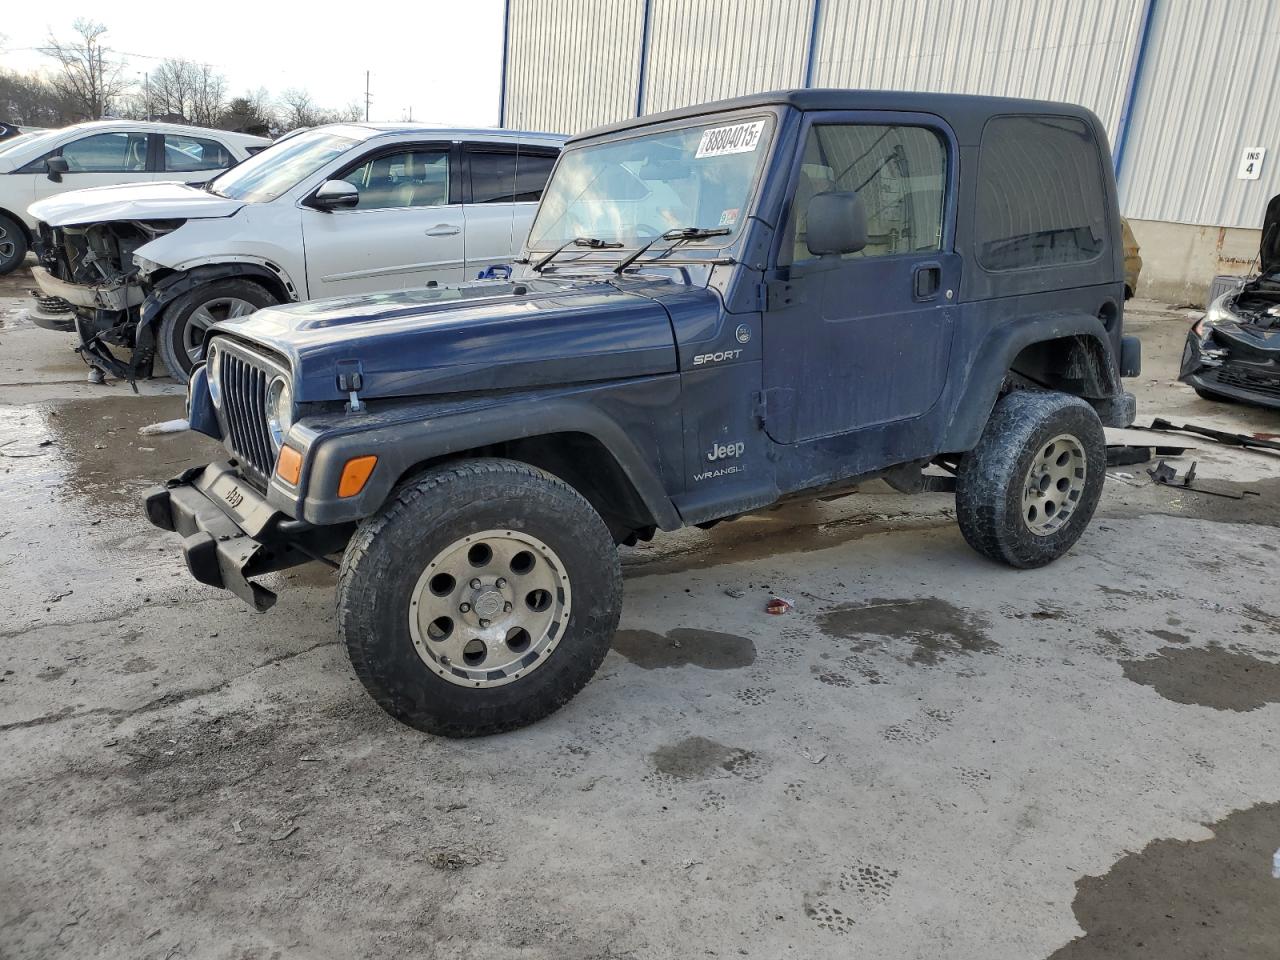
left=146, top=90, right=1141, bottom=736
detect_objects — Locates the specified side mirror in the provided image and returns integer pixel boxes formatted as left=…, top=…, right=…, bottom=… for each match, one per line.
left=806, top=190, right=868, bottom=256
left=45, top=156, right=69, bottom=183
left=309, top=179, right=359, bottom=211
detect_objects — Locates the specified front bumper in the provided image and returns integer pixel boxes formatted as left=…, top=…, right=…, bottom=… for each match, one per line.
left=1180, top=328, right=1280, bottom=410
left=30, top=264, right=142, bottom=312
left=144, top=461, right=351, bottom=611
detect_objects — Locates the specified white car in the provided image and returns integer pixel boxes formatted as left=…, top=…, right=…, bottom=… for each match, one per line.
left=27, top=124, right=565, bottom=381
left=0, top=120, right=269, bottom=274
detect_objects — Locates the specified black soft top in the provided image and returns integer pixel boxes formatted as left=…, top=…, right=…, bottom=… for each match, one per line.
left=572, top=88, right=1103, bottom=146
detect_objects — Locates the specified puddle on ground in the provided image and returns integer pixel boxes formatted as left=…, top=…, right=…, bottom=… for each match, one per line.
left=612, top=628, right=756, bottom=669
left=1121, top=644, right=1280, bottom=712
left=0, top=396, right=219, bottom=520
left=816, top=597, right=994, bottom=666
left=648, top=736, right=755, bottom=781
left=1049, top=801, right=1280, bottom=959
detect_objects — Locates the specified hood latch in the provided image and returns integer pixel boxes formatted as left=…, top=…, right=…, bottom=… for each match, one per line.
left=336, top=360, right=365, bottom=413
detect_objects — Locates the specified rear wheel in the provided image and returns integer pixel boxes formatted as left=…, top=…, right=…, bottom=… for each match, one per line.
left=157, top=278, right=277, bottom=382
left=955, top=390, right=1106, bottom=569
left=337, top=458, right=622, bottom=737
left=0, top=214, right=28, bottom=275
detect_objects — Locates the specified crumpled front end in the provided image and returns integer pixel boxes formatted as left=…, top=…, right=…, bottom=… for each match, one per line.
left=1181, top=280, right=1280, bottom=408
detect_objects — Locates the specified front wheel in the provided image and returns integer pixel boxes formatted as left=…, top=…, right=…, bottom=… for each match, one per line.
left=955, top=391, right=1106, bottom=569
left=157, top=278, right=278, bottom=382
left=337, top=458, right=622, bottom=737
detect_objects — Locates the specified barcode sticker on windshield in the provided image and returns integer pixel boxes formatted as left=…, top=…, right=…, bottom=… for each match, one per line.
left=695, top=120, right=766, bottom=159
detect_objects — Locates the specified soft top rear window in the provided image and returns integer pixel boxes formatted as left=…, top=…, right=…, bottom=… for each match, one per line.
left=974, top=115, right=1108, bottom=272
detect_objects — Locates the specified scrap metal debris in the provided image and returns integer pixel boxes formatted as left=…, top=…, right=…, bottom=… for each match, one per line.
left=1147, top=459, right=1261, bottom=500
left=1106, top=443, right=1189, bottom=467
left=1146, top=418, right=1280, bottom=454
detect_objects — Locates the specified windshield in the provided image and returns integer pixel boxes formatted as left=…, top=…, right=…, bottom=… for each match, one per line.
left=0, top=130, right=57, bottom=157
left=207, top=129, right=359, bottom=203
left=527, top=116, right=772, bottom=251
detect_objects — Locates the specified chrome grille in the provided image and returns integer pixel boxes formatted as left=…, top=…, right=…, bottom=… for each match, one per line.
left=211, top=339, right=286, bottom=481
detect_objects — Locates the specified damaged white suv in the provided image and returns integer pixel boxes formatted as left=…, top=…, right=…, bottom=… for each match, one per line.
left=28, top=124, right=564, bottom=381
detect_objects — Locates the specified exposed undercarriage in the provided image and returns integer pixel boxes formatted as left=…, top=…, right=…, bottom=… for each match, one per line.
left=34, top=219, right=181, bottom=384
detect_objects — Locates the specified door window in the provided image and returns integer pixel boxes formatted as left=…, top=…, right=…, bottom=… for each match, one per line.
left=514, top=152, right=557, bottom=202
left=784, top=123, right=946, bottom=264
left=163, top=134, right=234, bottom=172
left=338, top=149, right=449, bottom=210
left=58, top=132, right=151, bottom=172
left=468, top=150, right=516, bottom=204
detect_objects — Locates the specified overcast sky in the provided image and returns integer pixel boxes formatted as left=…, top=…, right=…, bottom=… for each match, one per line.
left=1, top=2, right=505, bottom=126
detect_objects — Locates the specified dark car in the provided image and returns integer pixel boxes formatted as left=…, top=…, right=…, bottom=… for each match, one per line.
left=145, top=89, right=1141, bottom=737
left=1180, top=194, right=1280, bottom=408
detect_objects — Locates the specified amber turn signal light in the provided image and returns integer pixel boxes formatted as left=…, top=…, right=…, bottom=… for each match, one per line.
left=338, top=455, right=378, bottom=498
left=275, top=446, right=302, bottom=485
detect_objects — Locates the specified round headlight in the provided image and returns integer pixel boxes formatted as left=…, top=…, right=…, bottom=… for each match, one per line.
left=205, top=342, right=221, bottom=407
left=266, top=376, right=294, bottom=450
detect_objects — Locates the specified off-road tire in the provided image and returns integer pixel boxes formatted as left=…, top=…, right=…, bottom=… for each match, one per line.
left=955, top=390, right=1106, bottom=569
left=0, top=214, right=28, bottom=275
left=337, top=458, right=623, bottom=737
left=157, top=278, right=278, bottom=382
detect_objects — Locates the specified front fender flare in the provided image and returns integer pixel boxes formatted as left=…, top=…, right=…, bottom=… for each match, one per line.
left=272, top=389, right=683, bottom=532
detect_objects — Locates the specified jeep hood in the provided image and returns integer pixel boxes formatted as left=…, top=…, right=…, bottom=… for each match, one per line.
left=28, top=181, right=245, bottom=227
left=214, top=277, right=697, bottom=402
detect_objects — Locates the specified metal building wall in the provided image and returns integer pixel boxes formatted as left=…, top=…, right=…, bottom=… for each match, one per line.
left=810, top=0, right=1146, bottom=141
left=640, top=0, right=813, bottom=115
left=502, top=0, right=646, bottom=134
left=1117, top=0, right=1280, bottom=229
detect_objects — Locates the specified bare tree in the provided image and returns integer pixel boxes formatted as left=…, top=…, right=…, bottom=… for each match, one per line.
left=191, top=65, right=228, bottom=127
left=279, top=88, right=320, bottom=130
left=41, top=19, right=127, bottom=120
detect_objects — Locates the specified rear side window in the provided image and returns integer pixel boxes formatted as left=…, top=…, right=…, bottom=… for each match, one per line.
left=468, top=148, right=559, bottom=204
left=163, top=134, right=234, bottom=172
left=975, top=116, right=1107, bottom=271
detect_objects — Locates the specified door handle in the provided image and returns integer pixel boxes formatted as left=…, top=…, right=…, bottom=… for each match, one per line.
left=425, top=224, right=461, bottom=237
left=913, top=262, right=942, bottom=301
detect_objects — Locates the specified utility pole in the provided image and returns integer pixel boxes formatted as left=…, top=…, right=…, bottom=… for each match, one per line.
left=365, top=71, right=371, bottom=122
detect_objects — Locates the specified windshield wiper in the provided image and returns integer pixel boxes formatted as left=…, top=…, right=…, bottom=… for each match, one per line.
left=612, top=227, right=731, bottom=275
left=531, top=236, right=623, bottom=273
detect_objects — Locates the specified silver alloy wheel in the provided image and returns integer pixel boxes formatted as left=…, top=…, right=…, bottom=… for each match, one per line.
left=0, top=223, right=14, bottom=261
left=182, top=296, right=258, bottom=363
left=1022, top=433, right=1086, bottom=536
left=408, top=529, right=572, bottom=688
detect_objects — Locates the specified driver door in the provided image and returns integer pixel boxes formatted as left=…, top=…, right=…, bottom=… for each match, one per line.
left=301, top=143, right=464, bottom=298
left=762, top=114, right=959, bottom=444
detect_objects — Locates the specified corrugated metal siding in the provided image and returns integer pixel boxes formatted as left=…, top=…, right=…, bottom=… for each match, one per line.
left=641, top=0, right=814, bottom=115
left=810, top=0, right=1145, bottom=141
left=502, top=0, right=645, bottom=134
left=1118, top=0, right=1280, bottom=229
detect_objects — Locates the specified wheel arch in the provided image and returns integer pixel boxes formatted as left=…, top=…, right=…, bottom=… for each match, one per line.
left=141, top=261, right=299, bottom=327
left=943, top=313, right=1122, bottom=451
left=0, top=206, right=34, bottom=245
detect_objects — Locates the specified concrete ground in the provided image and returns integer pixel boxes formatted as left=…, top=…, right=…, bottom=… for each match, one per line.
left=2, top=265, right=1280, bottom=960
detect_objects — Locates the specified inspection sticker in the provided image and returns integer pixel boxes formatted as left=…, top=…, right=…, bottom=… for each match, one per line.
left=695, top=120, right=766, bottom=159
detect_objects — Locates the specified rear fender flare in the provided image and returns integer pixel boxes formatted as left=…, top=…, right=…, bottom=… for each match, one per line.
left=945, top=313, right=1119, bottom=450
